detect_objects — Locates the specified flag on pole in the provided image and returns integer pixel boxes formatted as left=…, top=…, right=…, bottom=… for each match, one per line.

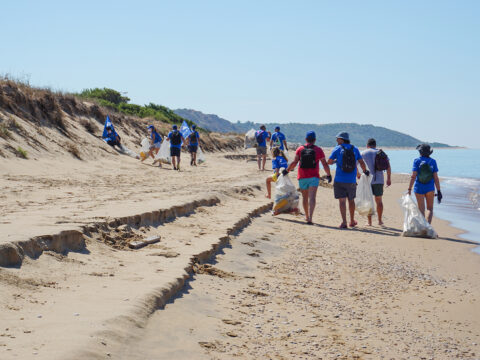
left=180, top=120, right=192, bottom=139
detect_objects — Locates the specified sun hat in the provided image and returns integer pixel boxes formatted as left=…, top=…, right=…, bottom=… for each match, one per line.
left=336, top=132, right=350, bottom=141
left=306, top=130, right=316, bottom=141
left=416, top=143, right=433, bottom=156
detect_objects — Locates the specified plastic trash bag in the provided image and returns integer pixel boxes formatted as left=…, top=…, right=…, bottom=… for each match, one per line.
left=355, top=174, right=376, bottom=216
left=139, top=138, right=150, bottom=161
left=154, top=141, right=171, bottom=164
left=273, top=173, right=299, bottom=215
left=197, top=146, right=206, bottom=164
left=401, top=194, right=438, bottom=238
left=244, top=129, right=257, bottom=149
left=119, top=145, right=139, bottom=159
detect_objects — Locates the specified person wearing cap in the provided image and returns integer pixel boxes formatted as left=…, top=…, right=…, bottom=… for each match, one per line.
left=360, top=138, right=392, bottom=226
left=327, top=132, right=369, bottom=229
left=285, top=130, right=332, bottom=224
left=144, top=125, right=162, bottom=165
left=166, top=124, right=185, bottom=171
left=187, top=124, right=200, bottom=166
left=407, top=144, right=442, bottom=224
left=270, top=126, right=288, bottom=152
left=255, top=125, right=271, bottom=171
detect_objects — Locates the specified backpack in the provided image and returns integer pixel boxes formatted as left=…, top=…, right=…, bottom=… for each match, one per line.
left=417, top=161, right=433, bottom=184
left=299, top=145, right=316, bottom=169
left=171, top=131, right=182, bottom=146
left=341, top=145, right=356, bottom=173
left=374, top=149, right=390, bottom=171
left=255, top=131, right=265, bottom=144
left=189, top=131, right=197, bottom=143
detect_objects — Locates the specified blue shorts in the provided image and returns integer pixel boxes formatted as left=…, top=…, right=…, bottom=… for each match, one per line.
left=298, top=177, right=319, bottom=190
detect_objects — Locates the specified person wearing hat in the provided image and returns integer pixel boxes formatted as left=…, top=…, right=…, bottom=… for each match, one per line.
left=255, top=125, right=271, bottom=171
left=407, top=144, right=442, bottom=224
left=187, top=124, right=200, bottom=166
left=285, top=130, right=332, bottom=224
left=270, top=126, right=288, bottom=152
left=327, top=132, right=369, bottom=229
left=144, top=125, right=162, bottom=165
left=166, top=124, right=185, bottom=171
left=103, top=126, right=121, bottom=148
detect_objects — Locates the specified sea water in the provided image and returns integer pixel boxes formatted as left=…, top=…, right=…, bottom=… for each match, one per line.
left=385, top=149, right=480, bottom=253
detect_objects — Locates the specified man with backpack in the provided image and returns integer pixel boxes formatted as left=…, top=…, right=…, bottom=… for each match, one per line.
left=255, top=125, right=271, bottom=171
left=270, top=126, right=288, bottom=152
left=166, top=124, right=185, bottom=171
left=360, top=138, right=392, bottom=226
left=286, top=131, right=332, bottom=225
left=327, top=132, right=369, bottom=229
left=187, top=124, right=200, bottom=166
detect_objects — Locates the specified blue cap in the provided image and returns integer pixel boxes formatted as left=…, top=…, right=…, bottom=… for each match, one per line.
left=306, top=131, right=316, bottom=141
left=192, top=124, right=196, bottom=130
left=275, top=126, right=280, bottom=131
left=172, top=124, right=178, bottom=130
left=147, top=125, right=154, bottom=130
left=336, top=132, right=350, bottom=141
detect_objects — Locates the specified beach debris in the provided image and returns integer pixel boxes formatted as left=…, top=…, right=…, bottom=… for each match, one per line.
left=401, top=194, right=438, bottom=238
left=128, top=235, right=161, bottom=249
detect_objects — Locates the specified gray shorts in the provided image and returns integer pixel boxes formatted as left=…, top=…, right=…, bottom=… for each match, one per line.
left=334, top=182, right=357, bottom=200
left=256, top=146, right=267, bottom=156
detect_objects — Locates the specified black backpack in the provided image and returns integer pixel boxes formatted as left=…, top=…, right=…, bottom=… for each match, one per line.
left=341, top=145, right=356, bottom=173
left=418, top=161, right=433, bottom=184
left=171, top=131, right=182, bottom=146
left=299, top=145, right=316, bottom=169
left=189, top=132, right=197, bottom=143
left=374, top=149, right=390, bottom=171
left=255, top=131, right=265, bottom=144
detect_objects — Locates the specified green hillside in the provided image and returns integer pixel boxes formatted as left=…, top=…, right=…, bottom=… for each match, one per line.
left=174, top=109, right=452, bottom=148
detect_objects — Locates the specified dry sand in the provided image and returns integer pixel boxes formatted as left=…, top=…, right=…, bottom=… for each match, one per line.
left=0, top=150, right=479, bottom=359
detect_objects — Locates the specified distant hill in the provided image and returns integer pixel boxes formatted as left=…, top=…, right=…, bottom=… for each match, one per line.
left=174, top=109, right=452, bottom=148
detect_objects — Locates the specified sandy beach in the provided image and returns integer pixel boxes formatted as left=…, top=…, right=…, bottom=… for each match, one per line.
left=0, top=146, right=479, bottom=359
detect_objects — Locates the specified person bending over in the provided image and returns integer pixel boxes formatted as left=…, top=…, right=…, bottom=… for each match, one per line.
left=266, top=147, right=289, bottom=199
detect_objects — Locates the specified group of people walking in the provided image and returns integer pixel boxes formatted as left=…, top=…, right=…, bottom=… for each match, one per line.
left=258, top=125, right=442, bottom=227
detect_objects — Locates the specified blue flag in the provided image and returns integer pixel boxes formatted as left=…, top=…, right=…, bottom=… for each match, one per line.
left=102, top=116, right=116, bottom=139
left=180, top=120, right=192, bottom=139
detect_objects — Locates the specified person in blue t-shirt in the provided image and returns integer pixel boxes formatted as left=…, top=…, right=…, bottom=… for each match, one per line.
left=265, top=147, right=289, bottom=199
left=255, top=125, right=271, bottom=171
left=103, top=126, right=121, bottom=148
left=327, top=132, right=369, bottom=229
left=144, top=125, right=162, bottom=166
left=407, top=144, right=442, bottom=224
left=269, top=126, right=288, bottom=152
left=166, top=124, right=185, bottom=171
left=187, top=124, right=200, bottom=166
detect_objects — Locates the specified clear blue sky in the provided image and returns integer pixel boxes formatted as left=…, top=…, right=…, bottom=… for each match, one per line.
left=1, top=0, right=478, bottom=147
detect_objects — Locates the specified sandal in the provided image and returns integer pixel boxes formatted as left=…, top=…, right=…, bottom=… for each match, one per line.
left=339, top=223, right=348, bottom=229
left=349, top=221, right=358, bottom=228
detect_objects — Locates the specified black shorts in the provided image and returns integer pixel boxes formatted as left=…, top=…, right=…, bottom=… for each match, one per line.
left=170, top=147, right=181, bottom=157
left=333, top=182, right=357, bottom=200
left=107, top=139, right=120, bottom=147
left=371, top=184, right=384, bottom=197
left=188, top=145, right=198, bottom=153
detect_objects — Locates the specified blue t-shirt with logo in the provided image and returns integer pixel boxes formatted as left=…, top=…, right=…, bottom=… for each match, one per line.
left=329, top=144, right=362, bottom=183
left=105, top=131, right=117, bottom=142
left=272, top=156, right=288, bottom=171
left=271, top=132, right=286, bottom=150
left=168, top=131, right=182, bottom=148
left=151, top=131, right=162, bottom=144
left=255, top=130, right=269, bottom=147
left=413, top=156, right=438, bottom=194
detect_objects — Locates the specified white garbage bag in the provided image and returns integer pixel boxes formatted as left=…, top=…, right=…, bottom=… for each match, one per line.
left=355, top=174, right=376, bottom=216
left=401, top=194, right=438, bottom=238
left=119, top=145, right=139, bottom=159
left=272, top=173, right=300, bottom=215
left=197, top=146, right=206, bottom=164
left=244, top=128, right=257, bottom=149
left=154, top=141, right=171, bottom=164
left=139, top=138, right=150, bottom=160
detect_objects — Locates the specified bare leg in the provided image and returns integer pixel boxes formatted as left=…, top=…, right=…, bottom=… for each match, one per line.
left=348, top=198, right=356, bottom=226
left=415, top=193, right=426, bottom=218
left=425, top=191, right=435, bottom=223
left=367, top=215, right=373, bottom=226
left=172, top=156, right=177, bottom=170
left=176, top=156, right=181, bottom=169
left=301, top=189, right=309, bottom=222
left=339, top=198, right=347, bottom=227
left=257, top=155, right=262, bottom=170
left=262, top=154, right=267, bottom=171
left=266, top=177, right=273, bottom=198
left=193, top=152, right=197, bottom=165
left=308, top=186, right=318, bottom=223
left=375, top=196, right=383, bottom=225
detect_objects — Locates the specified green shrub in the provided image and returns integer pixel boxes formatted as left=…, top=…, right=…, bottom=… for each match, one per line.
left=16, top=146, right=28, bottom=159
